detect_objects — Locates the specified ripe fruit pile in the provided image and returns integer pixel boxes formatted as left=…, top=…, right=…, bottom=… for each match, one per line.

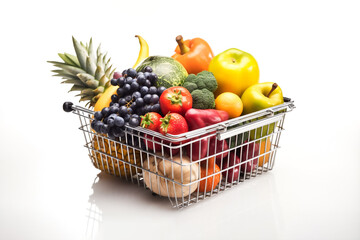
left=50, top=35, right=289, bottom=195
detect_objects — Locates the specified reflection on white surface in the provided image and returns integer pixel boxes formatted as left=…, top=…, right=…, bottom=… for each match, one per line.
left=83, top=171, right=283, bottom=240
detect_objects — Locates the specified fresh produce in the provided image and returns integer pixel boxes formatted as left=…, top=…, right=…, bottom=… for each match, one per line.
left=92, top=136, right=141, bottom=178
left=221, top=152, right=240, bottom=182
left=159, top=86, right=192, bottom=115
left=184, top=108, right=229, bottom=130
left=143, top=154, right=199, bottom=197
left=241, top=82, right=284, bottom=115
left=184, top=108, right=229, bottom=161
left=259, top=137, right=272, bottom=167
left=208, top=48, right=259, bottom=97
left=215, top=92, right=243, bottom=118
left=91, top=67, right=164, bottom=138
left=172, top=35, right=214, bottom=74
left=241, top=82, right=284, bottom=140
left=133, top=35, right=149, bottom=68
left=239, top=141, right=259, bottom=173
left=199, top=160, right=221, bottom=192
left=182, top=71, right=217, bottom=109
left=140, top=112, right=162, bottom=131
left=136, top=56, right=188, bottom=88
left=159, top=113, right=188, bottom=136
left=48, top=37, right=116, bottom=108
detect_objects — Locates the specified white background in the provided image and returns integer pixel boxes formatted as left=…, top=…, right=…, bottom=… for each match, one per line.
left=1, top=0, right=359, bottom=239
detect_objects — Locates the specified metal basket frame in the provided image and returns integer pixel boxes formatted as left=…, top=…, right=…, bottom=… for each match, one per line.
left=69, top=100, right=295, bottom=209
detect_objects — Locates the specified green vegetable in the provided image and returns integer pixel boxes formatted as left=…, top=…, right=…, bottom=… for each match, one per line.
left=136, top=56, right=188, bottom=88
left=191, top=89, right=215, bottom=109
left=183, top=71, right=217, bottom=109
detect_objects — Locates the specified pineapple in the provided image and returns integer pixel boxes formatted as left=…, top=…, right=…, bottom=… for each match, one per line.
left=48, top=37, right=115, bottom=107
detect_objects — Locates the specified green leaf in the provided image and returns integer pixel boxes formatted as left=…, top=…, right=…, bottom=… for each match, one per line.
left=72, top=36, right=88, bottom=70
left=68, top=85, right=86, bottom=92
left=64, top=53, right=80, bottom=67
left=85, top=56, right=96, bottom=76
left=61, top=79, right=87, bottom=86
left=95, top=66, right=104, bottom=80
left=85, top=79, right=99, bottom=88
left=77, top=73, right=95, bottom=84
left=51, top=62, right=86, bottom=76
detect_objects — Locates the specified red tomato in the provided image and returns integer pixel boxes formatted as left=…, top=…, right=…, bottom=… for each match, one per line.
left=159, top=86, right=192, bottom=115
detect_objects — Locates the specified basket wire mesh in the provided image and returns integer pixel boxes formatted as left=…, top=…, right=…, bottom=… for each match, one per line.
left=69, top=100, right=295, bottom=209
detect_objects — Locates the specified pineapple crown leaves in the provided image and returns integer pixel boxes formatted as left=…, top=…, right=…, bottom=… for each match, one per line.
left=48, top=37, right=116, bottom=107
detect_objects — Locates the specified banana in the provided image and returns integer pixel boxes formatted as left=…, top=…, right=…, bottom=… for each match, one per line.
left=132, top=35, right=149, bottom=69
left=94, top=35, right=149, bottom=112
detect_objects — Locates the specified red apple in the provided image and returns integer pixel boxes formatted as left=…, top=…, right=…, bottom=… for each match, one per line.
left=221, top=152, right=240, bottom=182
left=239, top=141, right=259, bottom=173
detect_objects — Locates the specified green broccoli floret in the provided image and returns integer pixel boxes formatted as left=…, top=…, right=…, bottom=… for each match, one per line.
left=183, top=71, right=218, bottom=109
left=183, top=71, right=218, bottom=93
left=191, top=89, right=215, bottom=109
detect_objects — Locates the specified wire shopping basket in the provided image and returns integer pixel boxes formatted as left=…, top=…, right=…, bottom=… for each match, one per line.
left=64, top=98, right=295, bottom=208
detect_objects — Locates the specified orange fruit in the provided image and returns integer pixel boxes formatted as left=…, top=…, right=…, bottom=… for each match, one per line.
left=215, top=92, right=243, bottom=118
left=258, top=138, right=272, bottom=166
left=199, top=163, right=221, bottom=192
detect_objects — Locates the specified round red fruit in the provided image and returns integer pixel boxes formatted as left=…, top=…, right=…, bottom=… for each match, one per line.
left=159, top=113, right=188, bottom=136
left=140, top=112, right=162, bottom=131
left=159, top=86, right=192, bottom=115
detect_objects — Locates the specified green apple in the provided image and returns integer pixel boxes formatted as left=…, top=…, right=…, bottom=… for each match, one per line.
left=241, top=82, right=284, bottom=140
left=208, top=48, right=259, bottom=97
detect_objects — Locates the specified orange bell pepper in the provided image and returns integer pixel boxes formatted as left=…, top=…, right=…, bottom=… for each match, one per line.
left=172, top=35, right=214, bottom=75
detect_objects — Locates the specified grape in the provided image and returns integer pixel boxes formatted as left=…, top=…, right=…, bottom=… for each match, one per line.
left=127, top=108, right=133, bottom=115
left=117, top=77, right=125, bottom=87
left=109, top=102, right=114, bottom=107
left=151, top=103, right=160, bottom=113
left=129, top=117, right=140, bottom=127
left=109, top=106, right=119, bottom=114
left=132, top=114, right=140, bottom=120
left=124, top=114, right=130, bottom=122
left=92, top=120, right=103, bottom=132
left=144, top=72, right=151, bottom=79
left=118, top=98, right=126, bottom=106
left=94, top=111, right=103, bottom=120
left=100, top=124, right=110, bottom=134
left=113, top=126, right=122, bottom=137
left=143, top=94, right=152, bottom=104
left=124, top=95, right=132, bottom=102
left=108, top=128, right=116, bottom=139
left=113, top=72, right=122, bottom=79
left=119, top=106, right=128, bottom=116
left=122, top=70, right=127, bottom=76
left=127, top=68, right=137, bottom=78
left=157, top=86, right=166, bottom=96
left=107, top=118, right=115, bottom=127
left=132, top=91, right=141, bottom=99
left=137, top=74, right=146, bottom=85
left=123, top=83, right=131, bottom=92
left=114, top=116, right=125, bottom=127
left=130, top=82, right=140, bottom=91
left=130, top=102, right=137, bottom=110
left=150, top=94, right=159, bottom=104
left=103, top=117, right=109, bottom=124
left=110, top=78, right=118, bottom=86
left=101, top=107, right=110, bottom=117
left=135, top=98, right=144, bottom=107
left=144, top=80, right=152, bottom=87
left=148, top=73, right=157, bottom=83
left=149, top=86, right=157, bottom=95
left=140, top=86, right=149, bottom=96
left=117, top=88, right=125, bottom=97
left=144, top=66, right=153, bottom=73
left=125, top=77, right=133, bottom=85
left=112, top=103, right=120, bottom=108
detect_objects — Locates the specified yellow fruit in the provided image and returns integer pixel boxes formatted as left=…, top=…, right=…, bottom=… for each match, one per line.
left=93, top=85, right=118, bottom=112
left=133, top=35, right=149, bottom=68
left=258, top=138, right=272, bottom=167
left=215, top=92, right=243, bottom=118
left=91, top=136, right=142, bottom=178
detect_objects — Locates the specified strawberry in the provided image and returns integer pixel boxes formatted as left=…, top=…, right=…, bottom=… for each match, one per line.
left=159, top=113, right=188, bottom=135
left=140, top=112, right=162, bottom=131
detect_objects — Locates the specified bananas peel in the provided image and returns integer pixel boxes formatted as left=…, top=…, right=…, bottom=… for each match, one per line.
left=133, top=35, right=149, bottom=69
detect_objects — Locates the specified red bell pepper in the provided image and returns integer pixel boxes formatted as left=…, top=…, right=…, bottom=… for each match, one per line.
left=185, top=109, right=229, bottom=161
